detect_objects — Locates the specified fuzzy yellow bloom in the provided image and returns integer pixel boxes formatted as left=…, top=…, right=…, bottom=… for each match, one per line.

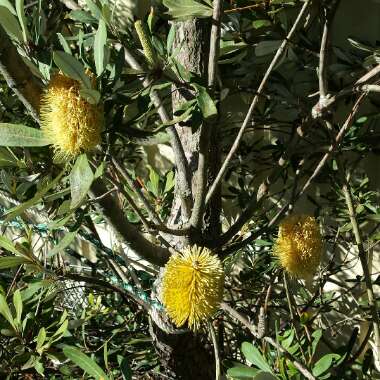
left=40, top=73, right=103, bottom=159
left=161, top=246, right=224, bottom=331
left=274, top=215, right=322, bottom=279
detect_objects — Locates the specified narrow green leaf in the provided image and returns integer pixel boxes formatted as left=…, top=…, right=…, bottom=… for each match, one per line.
left=53, top=51, right=91, bottom=88
left=36, top=327, right=46, bottom=354
left=0, top=256, right=28, bottom=269
left=119, top=357, right=132, bottom=380
left=15, top=0, right=29, bottom=42
left=254, top=373, right=278, bottom=380
left=47, top=231, right=77, bottom=258
left=193, top=84, right=217, bottom=120
left=13, top=289, right=22, bottom=322
left=70, top=154, right=94, bottom=208
left=79, top=88, right=101, bottom=105
left=69, top=9, right=96, bottom=23
left=0, top=293, right=15, bottom=328
left=57, top=33, right=71, bottom=54
left=241, top=342, right=273, bottom=374
left=51, top=318, right=68, bottom=341
left=312, top=354, right=341, bottom=377
left=63, top=346, right=109, bottom=380
left=0, top=0, right=16, bottom=14
left=227, top=366, right=261, bottom=379
left=163, top=0, right=212, bottom=19
left=0, top=235, right=20, bottom=255
left=3, top=171, right=65, bottom=222
left=85, top=0, right=102, bottom=19
left=94, top=18, right=107, bottom=76
left=0, top=6, right=23, bottom=42
left=0, top=124, right=51, bottom=147
left=167, top=23, right=176, bottom=55
left=255, top=40, right=282, bottom=57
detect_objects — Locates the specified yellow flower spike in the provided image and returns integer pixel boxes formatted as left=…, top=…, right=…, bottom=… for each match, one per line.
left=274, top=214, right=323, bottom=279
left=40, top=72, right=103, bottom=159
left=161, top=246, right=224, bottom=331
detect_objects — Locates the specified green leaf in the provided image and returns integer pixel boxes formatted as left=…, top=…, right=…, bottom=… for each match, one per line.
left=69, top=9, right=96, bottom=24
left=0, top=256, right=28, bottom=269
left=63, top=346, right=109, bottom=380
left=36, top=327, right=46, bottom=354
left=148, top=166, right=160, bottom=197
left=227, top=366, right=261, bottom=379
left=254, top=373, right=278, bottom=380
left=0, top=124, right=51, bottom=147
left=85, top=0, right=102, bottom=19
left=312, top=354, right=341, bottom=377
left=47, top=231, right=77, bottom=258
left=0, top=147, right=23, bottom=168
left=13, top=289, right=22, bottom=322
left=0, top=293, right=15, bottom=329
left=80, top=88, right=101, bottom=105
left=51, top=318, right=68, bottom=341
left=252, top=19, right=271, bottom=29
left=15, top=0, right=29, bottom=42
left=193, top=84, right=217, bottom=120
left=57, top=33, right=71, bottom=54
left=119, top=357, right=132, bottom=380
left=94, top=18, right=107, bottom=76
left=0, top=6, right=23, bottom=42
left=3, top=170, right=65, bottom=222
left=241, top=342, right=273, bottom=374
left=34, top=360, right=44, bottom=375
left=0, top=235, right=20, bottom=255
left=255, top=40, right=282, bottom=57
left=167, top=23, right=176, bottom=55
left=163, top=0, right=212, bottom=19
left=164, top=171, right=174, bottom=194
left=0, top=0, right=16, bottom=14
left=53, top=51, right=91, bottom=88
left=70, top=154, right=94, bottom=208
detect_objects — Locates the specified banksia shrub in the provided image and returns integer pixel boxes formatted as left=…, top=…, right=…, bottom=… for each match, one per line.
left=161, top=246, right=224, bottom=331
left=274, top=214, right=322, bottom=279
left=40, top=73, right=103, bottom=159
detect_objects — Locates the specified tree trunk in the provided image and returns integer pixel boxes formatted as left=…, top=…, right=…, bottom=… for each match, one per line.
left=150, top=19, right=220, bottom=379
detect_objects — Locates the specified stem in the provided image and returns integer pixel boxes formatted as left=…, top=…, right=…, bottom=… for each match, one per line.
left=205, top=0, right=312, bottom=205
left=0, top=26, right=42, bottom=122
left=342, top=182, right=380, bottom=365
left=89, top=178, right=170, bottom=266
left=123, top=47, right=192, bottom=220
left=208, top=321, right=221, bottom=380
left=190, top=0, right=223, bottom=230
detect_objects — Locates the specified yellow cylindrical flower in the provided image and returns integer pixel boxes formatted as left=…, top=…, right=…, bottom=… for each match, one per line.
left=161, top=246, right=224, bottom=331
left=274, top=215, right=322, bottom=279
left=40, top=73, right=103, bottom=159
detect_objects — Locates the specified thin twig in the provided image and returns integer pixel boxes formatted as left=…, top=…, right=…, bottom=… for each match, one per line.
left=111, top=157, right=162, bottom=225
left=0, top=26, right=42, bottom=122
left=208, top=321, right=221, bottom=380
left=342, top=182, right=380, bottom=365
left=205, top=0, right=312, bottom=205
left=223, top=93, right=365, bottom=254
left=299, top=94, right=365, bottom=197
left=122, top=46, right=192, bottom=220
left=111, top=157, right=190, bottom=236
